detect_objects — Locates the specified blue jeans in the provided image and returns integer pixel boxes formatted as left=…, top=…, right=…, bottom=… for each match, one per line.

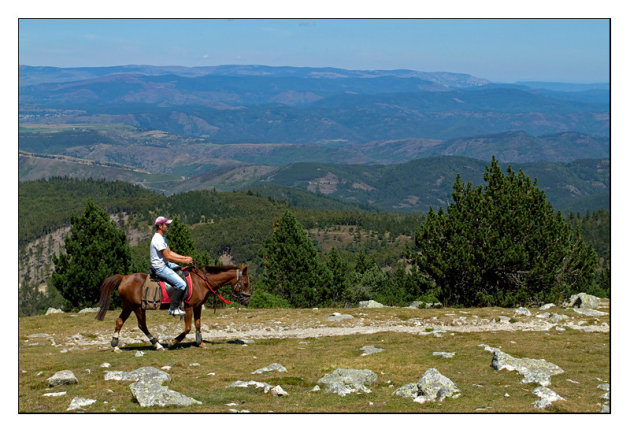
left=154, top=263, right=186, bottom=291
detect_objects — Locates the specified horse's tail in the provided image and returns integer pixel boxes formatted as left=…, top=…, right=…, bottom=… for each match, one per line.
left=95, top=274, right=123, bottom=321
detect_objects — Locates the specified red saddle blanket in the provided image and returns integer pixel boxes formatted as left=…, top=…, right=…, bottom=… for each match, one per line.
left=160, top=273, right=194, bottom=304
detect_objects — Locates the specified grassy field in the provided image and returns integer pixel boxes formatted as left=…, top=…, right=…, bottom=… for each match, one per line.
left=18, top=306, right=609, bottom=413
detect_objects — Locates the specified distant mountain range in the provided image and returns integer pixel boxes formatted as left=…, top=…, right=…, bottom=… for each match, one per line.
left=18, top=64, right=610, bottom=214
left=19, top=64, right=609, bottom=142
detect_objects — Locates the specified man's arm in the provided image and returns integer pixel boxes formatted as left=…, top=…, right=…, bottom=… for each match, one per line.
left=162, top=248, right=193, bottom=264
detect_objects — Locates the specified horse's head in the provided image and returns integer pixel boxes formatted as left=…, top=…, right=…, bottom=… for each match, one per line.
left=234, top=265, right=251, bottom=306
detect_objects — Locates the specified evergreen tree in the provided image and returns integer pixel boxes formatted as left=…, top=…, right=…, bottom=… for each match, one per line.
left=165, top=216, right=213, bottom=266
left=322, top=247, right=350, bottom=306
left=51, top=200, right=131, bottom=310
left=257, top=211, right=326, bottom=307
left=410, top=157, right=598, bottom=307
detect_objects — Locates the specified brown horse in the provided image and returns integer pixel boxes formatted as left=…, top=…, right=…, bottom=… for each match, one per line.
left=95, top=265, right=251, bottom=350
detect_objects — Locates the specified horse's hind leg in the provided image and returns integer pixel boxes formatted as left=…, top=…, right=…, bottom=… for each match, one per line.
left=134, top=307, right=164, bottom=351
left=111, top=307, right=132, bottom=349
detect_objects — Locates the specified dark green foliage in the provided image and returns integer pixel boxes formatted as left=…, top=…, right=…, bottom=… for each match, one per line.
left=248, top=289, right=292, bottom=309
left=18, top=276, right=65, bottom=317
left=320, top=247, right=350, bottom=306
left=18, top=177, right=162, bottom=247
left=257, top=211, right=328, bottom=308
left=410, top=157, right=599, bottom=307
left=50, top=200, right=132, bottom=311
left=164, top=217, right=195, bottom=257
left=566, top=209, right=610, bottom=297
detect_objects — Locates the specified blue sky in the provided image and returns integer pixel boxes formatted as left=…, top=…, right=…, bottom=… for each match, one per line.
left=19, top=18, right=609, bottom=84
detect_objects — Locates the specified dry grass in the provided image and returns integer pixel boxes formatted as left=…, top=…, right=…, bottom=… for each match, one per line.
left=18, top=305, right=609, bottom=413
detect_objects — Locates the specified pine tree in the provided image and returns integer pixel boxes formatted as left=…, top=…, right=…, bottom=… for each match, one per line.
left=257, top=211, right=326, bottom=307
left=51, top=200, right=131, bottom=310
left=410, top=157, right=598, bottom=307
left=322, top=247, right=350, bottom=306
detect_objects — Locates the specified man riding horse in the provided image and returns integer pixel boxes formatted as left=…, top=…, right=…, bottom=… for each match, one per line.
left=150, top=216, right=193, bottom=316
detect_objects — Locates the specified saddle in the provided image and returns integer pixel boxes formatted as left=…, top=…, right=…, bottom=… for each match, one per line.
left=141, top=268, right=193, bottom=310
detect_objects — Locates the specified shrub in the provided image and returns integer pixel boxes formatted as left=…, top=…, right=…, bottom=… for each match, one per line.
left=248, top=289, right=291, bottom=309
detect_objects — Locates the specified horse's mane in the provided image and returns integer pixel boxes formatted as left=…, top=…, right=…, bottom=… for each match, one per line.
left=195, top=265, right=242, bottom=274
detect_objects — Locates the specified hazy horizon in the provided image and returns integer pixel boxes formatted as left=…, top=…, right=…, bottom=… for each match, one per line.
left=18, top=19, right=610, bottom=84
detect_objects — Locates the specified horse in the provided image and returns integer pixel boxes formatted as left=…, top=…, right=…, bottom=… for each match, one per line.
left=95, top=265, right=251, bottom=350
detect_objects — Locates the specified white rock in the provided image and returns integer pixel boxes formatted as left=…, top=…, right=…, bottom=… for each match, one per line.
left=100, top=363, right=111, bottom=368
left=45, top=308, right=64, bottom=315
left=67, top=397, right=96, bottom=411
left=270, top=385, right=288, bottom=397
left=43, top=391, right=67, bottom=397
left=135, top=351, right=144, bottom=357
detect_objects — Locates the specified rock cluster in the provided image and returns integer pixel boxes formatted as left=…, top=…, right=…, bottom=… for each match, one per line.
left=317, top=368, right=378, bottom=396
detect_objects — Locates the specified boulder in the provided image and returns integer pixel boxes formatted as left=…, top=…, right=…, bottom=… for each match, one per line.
left=566, top=293, right=600, bottom=309
left=484, top=345, right=564, bottom=386
left=47, top=370, right=78, bottom=387
left=104, top=366, right=170, bottom=385
left=415, top=368, right=460, bottom=402
left=359, top=300, right=385, bottom=308
left=540, top=303, right=556, bottom=311
left=251, top=363, right=288, bottom=374
left=78, top=307, right=100, bottom=314
left=318, top=368, right=378, bottom=396
left=130, top=380, right=201, bottom=407
left=45, top=308, right=63, bottom=315
left=514, top=307, right=531, bottom=316
left=393, top=368, right=460, bottom=403
left=270, top=385, right=289, bottom=397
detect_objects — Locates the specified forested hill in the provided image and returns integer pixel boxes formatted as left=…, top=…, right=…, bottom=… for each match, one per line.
left=255, top=157, right=610, bottom=214
left=18, top=177, right=163, bottom=247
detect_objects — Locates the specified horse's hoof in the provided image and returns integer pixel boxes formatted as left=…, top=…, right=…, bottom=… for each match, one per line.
left=169, top=340, right=178, bottom=349
left=198, top=342, right=206, bottom=348
left=113, top=347, right=122, bottom=354
left=154, top=342, right=165, bottom=351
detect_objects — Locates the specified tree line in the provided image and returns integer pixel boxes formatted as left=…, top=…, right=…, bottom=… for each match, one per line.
left=21, top=159, right=608, bottom=315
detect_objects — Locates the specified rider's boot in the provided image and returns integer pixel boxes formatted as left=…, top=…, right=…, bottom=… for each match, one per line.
left=168, top=288, right=186, bottom=316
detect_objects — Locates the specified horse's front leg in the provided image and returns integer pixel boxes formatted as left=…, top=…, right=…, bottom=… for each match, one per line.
left=135, top=307, right=164, bottom=351
left=193, top=305, right=205, bottom=347
left=169, top=306, right=193, bottom=349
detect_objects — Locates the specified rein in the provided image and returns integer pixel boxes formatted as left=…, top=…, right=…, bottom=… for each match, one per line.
left=187, top=266, right=233, bottom=305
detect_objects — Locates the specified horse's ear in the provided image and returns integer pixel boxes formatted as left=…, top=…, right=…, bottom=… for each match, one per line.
left=241, top=264, right=246, bottom=272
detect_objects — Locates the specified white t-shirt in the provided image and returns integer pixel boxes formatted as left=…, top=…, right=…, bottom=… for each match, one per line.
left=150, top=233, right=169, bottom=270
